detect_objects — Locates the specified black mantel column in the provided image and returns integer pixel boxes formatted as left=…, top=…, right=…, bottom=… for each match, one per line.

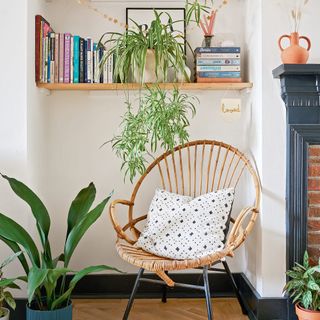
left=273, top=64, right=320, bottom=319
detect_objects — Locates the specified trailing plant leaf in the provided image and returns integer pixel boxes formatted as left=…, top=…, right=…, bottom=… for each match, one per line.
left=111, top=86, right=198, bottom=182
left=3, top=291, right=15, bottom=310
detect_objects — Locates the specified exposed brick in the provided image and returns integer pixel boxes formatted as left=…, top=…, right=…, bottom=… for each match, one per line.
left=308, top=232, right=320, bottom=245
left=309, top=146, right=320, bottom=157
left=308, top=219, right=320, bottom=231
left=308, top=207, right=320, bottom=218
left=308, top=192, right=320, bottom=205
left=308, top=178, right=320, bottom=191
left=309, top=157, right=320, bottom=164
left=309, top=164, right=320, bottom=177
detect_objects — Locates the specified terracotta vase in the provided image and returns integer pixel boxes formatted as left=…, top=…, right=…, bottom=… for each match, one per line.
left=295, top=304, right=320, bottom=320
left=278, top=32, right=311, bottom=64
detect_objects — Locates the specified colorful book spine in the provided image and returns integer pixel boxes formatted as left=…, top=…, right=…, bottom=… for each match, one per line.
left=49, top=33, right=55, bottom=84
left=196, top=53, right=240, bottom=59
left=59, top=33, right=64, bottom=83
left=197, top=77, right=242, bottom=83
left=54, top=33, right=59, bottom=83
left=197, top=58, right=240, bottom=66
left=44, top=36, right=49, bottom=83
left=195, top=47, right=240, bottom=54
left=70, top=36, right=74, bottom=83
left=64, top=33, right=71, bottom=83
left=86, top=38, right=93, bottom=83
left=196, top=66, right=240, bottom=72
left=84, top=39, right=88, bottom=83
left=73, top=36, right=80, bottom=83
left=79, top=37, right=85, bottom=83
left=197, top=71, right=241, bottom=78
left=93, top=43, right=99, bottom=83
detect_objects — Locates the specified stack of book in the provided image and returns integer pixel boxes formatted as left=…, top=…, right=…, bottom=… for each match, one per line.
left=35, top=15, right=114, bottom=84
left=195, top=47, right=241, bottom=83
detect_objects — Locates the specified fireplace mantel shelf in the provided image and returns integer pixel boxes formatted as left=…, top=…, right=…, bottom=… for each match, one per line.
left=273, top=64, right=320, bottom=78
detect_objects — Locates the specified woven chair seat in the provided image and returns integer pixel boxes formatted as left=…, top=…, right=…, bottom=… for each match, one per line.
left=116, top=240, right=234, bottom=272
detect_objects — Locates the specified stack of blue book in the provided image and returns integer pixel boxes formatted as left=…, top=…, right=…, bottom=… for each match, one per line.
left=195, top=47, right=241, bottom=83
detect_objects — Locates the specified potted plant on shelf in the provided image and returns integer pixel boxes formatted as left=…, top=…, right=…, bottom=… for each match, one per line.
left=100, top=11, right=190, bottom=83
left=284, top=251, right=320, bottom=320
left=0, top=252, right=24, bottom=320
left=0, top=174, right=118, bottom=320
left=109, top=85, right=198, bottom=182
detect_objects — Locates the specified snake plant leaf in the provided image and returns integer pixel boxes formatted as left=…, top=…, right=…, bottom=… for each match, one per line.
left=4, top=291, right=16, bottom=310
left=27, top=267, right=48, bottom=303
left=51, top=265, right=119, bottom=310
left=1, top=174, right=51, bottom=262
left=67, top=183, right=96, bottom=237
left=64, top=193, right=113, bottom=266
left=0, top=213, right=40, bottom=267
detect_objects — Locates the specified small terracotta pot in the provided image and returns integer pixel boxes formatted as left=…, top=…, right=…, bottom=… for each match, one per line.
left=295, top=304, right=320, bottom=320
left=278, top=32, right=311, bottom=64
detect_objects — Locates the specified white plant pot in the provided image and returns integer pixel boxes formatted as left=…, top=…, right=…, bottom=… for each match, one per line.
left=133, top=49, right=164, bottom=83
left=0, top=308, right=10, bottom=320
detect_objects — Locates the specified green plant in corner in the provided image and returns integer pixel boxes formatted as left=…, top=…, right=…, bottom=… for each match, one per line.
left=0, top=174, right=118, bottom=313
left=99, top=11, right=190, bottom=83
left=110, top=86, right=198, bottom=182
left=284, top=251, right=320, bottom=318
left=0, top=252, right=23, bottom=318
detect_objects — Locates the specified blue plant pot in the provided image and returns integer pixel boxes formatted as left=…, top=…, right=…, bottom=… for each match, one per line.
left=26, top=303, right=72, bottom=320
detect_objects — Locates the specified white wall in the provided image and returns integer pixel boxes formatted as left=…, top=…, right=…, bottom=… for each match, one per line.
left=2, top=0, right=320, bottom=299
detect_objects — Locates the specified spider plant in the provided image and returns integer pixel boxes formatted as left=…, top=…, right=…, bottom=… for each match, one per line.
left=110, top=86, right=198, bottom=182
left=0, top=174, right=117, bottom=311
left=186, top=0, right=214, bottom=25
left=99, top=10, right=189, bottom=83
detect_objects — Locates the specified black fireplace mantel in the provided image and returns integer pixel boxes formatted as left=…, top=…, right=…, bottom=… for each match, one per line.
left=273, top=64, right=320, bottom=320
left=273, top=64, right=320, bottom=123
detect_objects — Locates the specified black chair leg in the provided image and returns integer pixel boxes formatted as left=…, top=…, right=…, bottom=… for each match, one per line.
left=222, top=261, right=247, bottom=315
left=123, top=268, right=144, bottom=320
left=161, top=271, right=168, bottom=303
left=203, top=266, right=213, bottom=320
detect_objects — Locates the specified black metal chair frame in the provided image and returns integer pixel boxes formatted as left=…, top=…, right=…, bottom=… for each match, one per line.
left=122, top=260, right=247, bottom=320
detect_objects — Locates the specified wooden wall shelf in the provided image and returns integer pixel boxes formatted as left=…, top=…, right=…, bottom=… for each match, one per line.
left=36, top=82, right=253, bottom=91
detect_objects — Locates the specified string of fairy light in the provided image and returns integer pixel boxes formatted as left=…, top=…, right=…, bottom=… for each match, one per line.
left=75, top=0, right=230, bottom=32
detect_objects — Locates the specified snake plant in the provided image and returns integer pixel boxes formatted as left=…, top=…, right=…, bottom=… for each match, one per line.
left=0, top=174, right=117, bottom=311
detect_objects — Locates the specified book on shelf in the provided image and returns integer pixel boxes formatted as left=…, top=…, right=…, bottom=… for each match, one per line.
left=195, top=47, right=242, bottom=83
left=35, top=15, right=115, bottom=85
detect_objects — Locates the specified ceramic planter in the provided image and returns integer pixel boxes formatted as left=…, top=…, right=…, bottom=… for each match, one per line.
left=296, top=304, right=320, bottom=320
left=26, top=303, right=72, bottom=320
left=133, top=49, right=164, bottom=83
left=278, top=32, right=311, bottom=64
left=0, top=308, right=10, bottom=320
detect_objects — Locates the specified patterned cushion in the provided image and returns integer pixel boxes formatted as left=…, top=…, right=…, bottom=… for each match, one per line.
left=136, top=188, right=235, bottom=260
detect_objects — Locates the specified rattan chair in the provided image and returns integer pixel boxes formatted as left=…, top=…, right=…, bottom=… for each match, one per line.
left=109, top=140, right=261, bottom=320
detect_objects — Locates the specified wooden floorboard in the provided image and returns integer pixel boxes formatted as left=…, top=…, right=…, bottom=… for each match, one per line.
left=73, top=298, right=249, bottom=320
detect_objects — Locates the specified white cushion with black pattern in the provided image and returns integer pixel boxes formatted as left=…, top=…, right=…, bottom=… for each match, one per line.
left=136, top=188, right=235, bottom=260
